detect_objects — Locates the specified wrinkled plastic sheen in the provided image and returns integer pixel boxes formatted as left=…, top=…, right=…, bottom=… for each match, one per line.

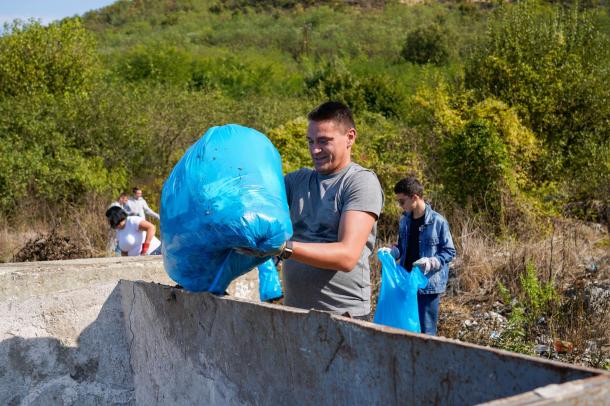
left=160, top=124, right=293, bottom=293
left=258, top=259, right=283, bottom=302
left=373, top=249, right=428, bottom=332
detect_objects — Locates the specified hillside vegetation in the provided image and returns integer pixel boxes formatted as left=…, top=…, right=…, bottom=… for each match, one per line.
left=0, top=0, right=608, bottom=367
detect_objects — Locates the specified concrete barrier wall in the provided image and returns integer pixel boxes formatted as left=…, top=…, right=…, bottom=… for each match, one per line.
left=127, top=281, right=607, bottom=405
left=0, top=257, right=257, bottom=405
left=1, top=258, right=608, bottom=405
left=0, top=257, right=172, bottom=405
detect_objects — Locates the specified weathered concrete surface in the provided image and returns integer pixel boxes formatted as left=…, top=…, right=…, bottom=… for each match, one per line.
left=0, top=257, right=261, bottom=405
left=0, top=255, right=260, bottom=303
left=0, top=257, right=172, bottom=405
left=128, top=282, right=608, bottom=405
left=482, top=375, right=610, bottom=405
left=0, top=256, right=171, bottom=302
left=1, top=258, right=609, bottom=405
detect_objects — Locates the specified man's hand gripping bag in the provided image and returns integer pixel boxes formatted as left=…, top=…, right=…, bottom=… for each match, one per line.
left=160, top=124, right=292, bottom=293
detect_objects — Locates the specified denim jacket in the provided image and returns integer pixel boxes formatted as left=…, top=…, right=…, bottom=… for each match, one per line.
left=397, top=203, right=456, bottom=294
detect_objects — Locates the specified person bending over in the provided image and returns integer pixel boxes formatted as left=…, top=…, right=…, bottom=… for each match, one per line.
left=105, top=206, right=161, bottom=256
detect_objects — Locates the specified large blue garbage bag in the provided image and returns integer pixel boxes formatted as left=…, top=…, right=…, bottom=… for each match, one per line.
left=258, top=258, right=283, bottom=302
left=373, top=249, right=428, bottom=332
left=160, top=124, right=293, bottom=293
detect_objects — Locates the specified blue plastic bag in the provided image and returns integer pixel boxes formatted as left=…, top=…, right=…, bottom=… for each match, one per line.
left=258, top=258, right=283, bottom=302
left=373, top=249, right=428, bottom=332
left=160, top=124, right=293, bottom=293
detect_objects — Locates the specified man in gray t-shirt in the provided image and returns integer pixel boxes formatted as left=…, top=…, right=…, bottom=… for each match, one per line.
left=277, top=101, right=384, bottom=318
left=284, top=162, right=383, bottom=316
left=240, top=101, right=383, bottom=317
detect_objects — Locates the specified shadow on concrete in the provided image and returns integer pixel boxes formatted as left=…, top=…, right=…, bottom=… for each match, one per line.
left=2, top=281, right=605, bottom=405
left=0, top=285, right=135, bottom=405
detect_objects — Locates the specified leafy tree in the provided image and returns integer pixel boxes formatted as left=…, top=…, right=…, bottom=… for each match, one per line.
left=267, top=117, right=311, bottom=173
left=410, top=82, right=543, bottom=230
left=0, top=93, right=121, bottom=213
left=0, top=20, right=117, bottom=214
left=306, top=61, right=407, bottom=117
left=117, top=44, right=193, bottom=86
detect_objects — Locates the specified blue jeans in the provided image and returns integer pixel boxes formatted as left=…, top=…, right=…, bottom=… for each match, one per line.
left=417, top=292, right=440, bottom=335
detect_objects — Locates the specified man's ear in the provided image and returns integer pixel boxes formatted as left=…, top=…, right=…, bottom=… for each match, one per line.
left=346, top=128, right=356, bottom=148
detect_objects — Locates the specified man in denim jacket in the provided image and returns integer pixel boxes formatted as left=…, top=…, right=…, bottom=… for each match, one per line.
left=390, top=176, right=456, bottom=335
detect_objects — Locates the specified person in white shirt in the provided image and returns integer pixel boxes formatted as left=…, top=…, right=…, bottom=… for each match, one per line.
left=126, top=187, right=160, bottom=220
left=105, top=206, right=161, bottom=256
left=106, top=192, right=134, bottom=255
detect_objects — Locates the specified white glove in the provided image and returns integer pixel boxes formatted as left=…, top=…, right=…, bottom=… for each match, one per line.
left=413, top=257, right=441, bottom=274
left=379, top=246, right=400, bottom=260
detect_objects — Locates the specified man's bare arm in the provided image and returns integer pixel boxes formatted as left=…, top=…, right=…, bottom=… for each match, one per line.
left=290, top=210, right=377, bottom=272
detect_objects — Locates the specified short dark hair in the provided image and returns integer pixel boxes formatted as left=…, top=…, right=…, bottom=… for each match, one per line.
left=105, top=206, right=128, bottom=228
left=394, top=176, right=424, bottom=197
left=307, top=101, right=355, bottom=131
left=119, top=192, right=128, bottom=198
left=132, top=187, right=140, bottom=194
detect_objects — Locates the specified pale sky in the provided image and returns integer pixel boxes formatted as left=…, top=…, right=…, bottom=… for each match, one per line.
left=0, top=0, right=116, bottom=27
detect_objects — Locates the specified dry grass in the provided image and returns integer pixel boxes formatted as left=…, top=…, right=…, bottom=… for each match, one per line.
left=372, top=210, right=609, bottom=368
left=0, top=194, right=111, bottom=262
left=446, top=215, right=609, bottom=367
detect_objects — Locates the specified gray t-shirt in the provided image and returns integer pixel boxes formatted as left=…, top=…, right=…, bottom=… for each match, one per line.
left=283, top=162, right=384, bottom=316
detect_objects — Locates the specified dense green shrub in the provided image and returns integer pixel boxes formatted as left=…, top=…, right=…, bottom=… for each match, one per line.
left=0, top=93, right=122, bottom=213
left=306, top=61, right=407, bottom=117
left=267, top=117, right=311, bottom=173
left=0, top=20, right=117, bottom=214
left=401, top=24, right=450, bottom=65
left=465, top=1, right=610, bottom=195
left=441, top=119, right=511, bottom=223
left=0, top=19, right=99, bottom=97
left=117, top=44, right=193, bottom=86
left=305, top=61, right=366, bottom=110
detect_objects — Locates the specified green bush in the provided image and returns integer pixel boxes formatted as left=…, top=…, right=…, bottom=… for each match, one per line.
left=0, top=19, right=99, bottom=97
left=267, top=117, right=311, bottom=173
left=497, top=261, right=559, bottom=354
left=441, top=118, right=511, bottom=224
left=305, top=61, right=407, bottom=117
left=465, top=1, right=610, bottom=194
left=0, top=93, right=122, bottom=213
left=401, top=24, right=450, bottom=65
left=117, top=44, right=193, bottom=86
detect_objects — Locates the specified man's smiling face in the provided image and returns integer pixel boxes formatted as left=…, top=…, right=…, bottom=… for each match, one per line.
left=306, top=119, right=355, bottom=175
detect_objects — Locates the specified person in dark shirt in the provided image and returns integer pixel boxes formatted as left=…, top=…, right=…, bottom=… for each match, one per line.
left=388, top=176, right=456, bottom=335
